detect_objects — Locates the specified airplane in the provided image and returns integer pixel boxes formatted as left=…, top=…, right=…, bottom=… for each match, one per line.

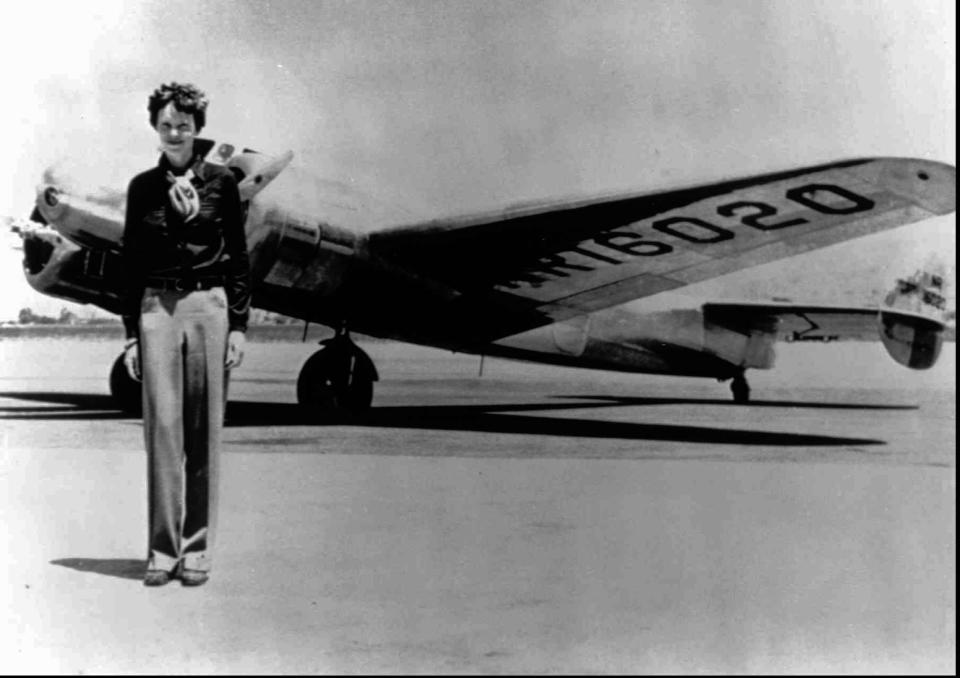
left=10, top=137, right=956, bottom=414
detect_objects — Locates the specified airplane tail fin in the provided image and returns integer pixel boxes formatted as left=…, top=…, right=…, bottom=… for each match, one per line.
left=878, top=261, right=949, bottom=369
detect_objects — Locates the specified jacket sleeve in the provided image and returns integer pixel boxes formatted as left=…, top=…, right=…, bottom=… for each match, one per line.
left=120, top=176, right=146, bottom=340
left=220, top=173, right=252, bottom=333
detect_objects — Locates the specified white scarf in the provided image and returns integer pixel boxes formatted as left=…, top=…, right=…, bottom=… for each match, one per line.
left=166, top=169, right=200, bottom=223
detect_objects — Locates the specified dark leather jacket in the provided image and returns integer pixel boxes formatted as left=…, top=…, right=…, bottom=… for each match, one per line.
left=121, top=152, right=252, bottom=338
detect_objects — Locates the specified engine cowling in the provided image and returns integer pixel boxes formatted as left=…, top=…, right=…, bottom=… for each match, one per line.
left=19, top=222, right=124, bottom=313
left=878, top=267, right=948, bottom=369
left=878, top=311, right=944, bottom=369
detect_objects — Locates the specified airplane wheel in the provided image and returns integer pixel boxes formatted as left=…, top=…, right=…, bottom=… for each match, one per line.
left=296, top=346, right=375, bottom=413
left=731, top=373, right=750, bottom=404
left=109, top=353, right=142, bottom=416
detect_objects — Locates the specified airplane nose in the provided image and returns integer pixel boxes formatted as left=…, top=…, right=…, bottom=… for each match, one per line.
left=34, top=165, right=125, bottom=249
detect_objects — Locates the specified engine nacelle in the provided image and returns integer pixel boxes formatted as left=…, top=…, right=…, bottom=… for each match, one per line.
left=572, top=306, right=777, bottom=377
left=878, top=311, right=944, bottom=369
left=878, top=267, right=948, bottom=369
left=20, top=223, right=124, bottom=313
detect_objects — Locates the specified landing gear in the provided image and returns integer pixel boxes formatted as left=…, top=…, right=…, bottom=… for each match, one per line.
left=109, top=353, right=142, bottom=415
left=296, top=333, right=378, bottom=413
left=730, top=371, right=750, bottom=403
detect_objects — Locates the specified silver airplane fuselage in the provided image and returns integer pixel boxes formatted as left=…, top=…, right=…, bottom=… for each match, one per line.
left=23, top=141, right=754, bottom=382
left=19, top=138, right=951, bottom=409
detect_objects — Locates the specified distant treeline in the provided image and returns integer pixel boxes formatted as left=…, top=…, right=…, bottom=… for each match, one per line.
left=11, top=307, right=309, bottom=327
left=1, top=323, right=952, bottom=343
left=0, top=323, right=390, bottom=343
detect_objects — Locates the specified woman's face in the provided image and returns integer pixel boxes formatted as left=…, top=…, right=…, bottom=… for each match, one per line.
left=155, top=101, right=197, bottom=167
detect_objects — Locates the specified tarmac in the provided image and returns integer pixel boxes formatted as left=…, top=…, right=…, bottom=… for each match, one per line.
left=0, top=336, right=954, bottom=674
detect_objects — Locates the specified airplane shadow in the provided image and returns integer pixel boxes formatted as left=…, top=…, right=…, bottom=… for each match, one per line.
left=0, top=392, right=141, bottom=419
left=50, top=557, right=145, bottom=581
left=552, top=394, right=919, bottom=411
left=0, top=390, right=897, bottom=446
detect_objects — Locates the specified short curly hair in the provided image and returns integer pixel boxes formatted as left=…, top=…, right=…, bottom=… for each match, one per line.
left=148, top=82, right=209, bottom=131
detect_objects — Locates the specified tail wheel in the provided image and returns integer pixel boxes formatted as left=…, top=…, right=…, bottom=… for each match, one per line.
left=296, top=344, right=375, bottom=412
left=109, top=354, right=142, bottom=416
left=730, top=373, right=750, bottom=403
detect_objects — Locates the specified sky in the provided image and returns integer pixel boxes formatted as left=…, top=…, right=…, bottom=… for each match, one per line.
left=0, top=0, right=955, bottom=320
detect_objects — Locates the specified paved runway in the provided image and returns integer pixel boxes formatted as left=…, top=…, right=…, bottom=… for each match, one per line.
left=0, top=337, right=954, bottom=674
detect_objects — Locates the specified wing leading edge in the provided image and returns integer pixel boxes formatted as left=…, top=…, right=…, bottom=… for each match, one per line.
left=702, top=302, right=941, bottom=342
left=370, top=157, right=955, bottom=342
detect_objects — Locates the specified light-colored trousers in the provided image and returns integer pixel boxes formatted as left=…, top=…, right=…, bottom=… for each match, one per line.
left=139, top=286, right=229, bottom=573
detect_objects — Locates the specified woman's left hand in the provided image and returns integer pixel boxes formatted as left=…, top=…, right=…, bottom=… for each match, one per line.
left=226, top=330, right=246, bottom=369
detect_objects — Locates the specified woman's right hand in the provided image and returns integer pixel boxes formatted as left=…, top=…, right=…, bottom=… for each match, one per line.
left=124, top=340, right=142, bottom=382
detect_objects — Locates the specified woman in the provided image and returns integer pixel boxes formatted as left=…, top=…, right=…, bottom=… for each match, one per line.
left=121, top=82, right=251, bottom=587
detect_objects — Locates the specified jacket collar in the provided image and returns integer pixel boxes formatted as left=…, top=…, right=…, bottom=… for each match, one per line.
left=157, top=149, right=209, bottom=184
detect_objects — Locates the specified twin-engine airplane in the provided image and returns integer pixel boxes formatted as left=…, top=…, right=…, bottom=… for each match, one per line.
left=11, top=138, right=956, bottom=413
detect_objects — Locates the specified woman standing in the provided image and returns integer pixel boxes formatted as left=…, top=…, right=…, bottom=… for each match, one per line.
left=121, top=82, right=251, bottom=587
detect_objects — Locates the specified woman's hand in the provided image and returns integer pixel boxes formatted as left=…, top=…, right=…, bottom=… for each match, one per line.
left=123, top=340, right=141, bottom=382
left=225, top=330, right=246, bottom=370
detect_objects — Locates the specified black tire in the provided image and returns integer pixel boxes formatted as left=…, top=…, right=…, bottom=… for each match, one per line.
left=342, top=373, right=374, bottom=411
left=296, top=351, right=340, bottom=409
left=296, top=349, right=374, bottom=413
left=109, top=354, right=142, bottom=416
left=731, top=374, right=750, bottom=404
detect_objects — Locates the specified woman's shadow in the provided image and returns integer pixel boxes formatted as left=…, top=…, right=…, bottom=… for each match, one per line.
left=51, top=558, right=145, bottom=580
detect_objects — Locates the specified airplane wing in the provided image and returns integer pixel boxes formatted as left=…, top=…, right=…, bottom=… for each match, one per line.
left=702, top=264, right=950, bottom=370
left=369, top=157, right=955, bottom=341
left=702, top=301, right=948, bottom=371
left=702, top=302, right=936, bottom=342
